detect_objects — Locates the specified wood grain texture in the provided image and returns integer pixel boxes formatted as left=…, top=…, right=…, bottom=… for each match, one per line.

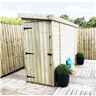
left=78, top=28, right=96, bottom=60
left=0, top=24, right=24, bottom=77
left=23, top=19, right=77, bottom=86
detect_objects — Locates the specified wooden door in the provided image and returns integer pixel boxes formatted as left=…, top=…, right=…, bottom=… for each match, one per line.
left=24, top=22, right=36, bottom=82
left=24, top=21, right=53, bottom=85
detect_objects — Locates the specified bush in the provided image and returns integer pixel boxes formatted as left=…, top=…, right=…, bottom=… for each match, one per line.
left=54, top=64, right=70, bottom=87
left=76, top=52, right=84, bottom=65
left=0, top=17, right=22, bottom=25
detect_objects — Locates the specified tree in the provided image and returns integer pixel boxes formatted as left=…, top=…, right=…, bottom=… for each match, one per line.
left=60, top=14, right=69, bottom=20
left=87, top=17, right=96, bottom=27
left=60, top=14, right=74, bottom=23
left=60, top=15, right=96, bottom=28
left=74, top=17, right=87, bottom=27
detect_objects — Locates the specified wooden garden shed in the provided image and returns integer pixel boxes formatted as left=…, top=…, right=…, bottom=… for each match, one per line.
left=20, top=14, right=78, bottom=86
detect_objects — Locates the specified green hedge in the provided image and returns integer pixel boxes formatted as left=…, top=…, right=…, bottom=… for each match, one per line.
left=0, top=17, right=22, bottom=25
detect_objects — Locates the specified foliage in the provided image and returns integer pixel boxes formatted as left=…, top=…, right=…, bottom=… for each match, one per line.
left=0, top=17, right=22, bottom=25
left=74, top=17, right=87, bottom=27
left=74, top=16, right=96, bottom=28
left=60, top=14, right=73, bottom=22
left=60, top=14, right=96, bottom=28
left=55, top=64, right=69, bottom=76
left=60, top=14, right=69, bottom=20
left=87, top=17, right=96, bottom=27
left=54, top=64, right=70, bottom=87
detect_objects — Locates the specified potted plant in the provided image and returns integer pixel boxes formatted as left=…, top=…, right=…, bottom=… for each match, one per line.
left=54, top=64, right=70, bottom=87
left=76, top=52, right=84, bottom=65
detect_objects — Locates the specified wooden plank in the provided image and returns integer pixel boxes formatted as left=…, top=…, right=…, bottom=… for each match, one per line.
left=16, top=25, right=20, bottom=70
left=38, top=22, right=42, bottom=84
left=39, top=22, right=45, bottom=84
left=1, top=24, right=6, bottom=75
left=35, top=22, right=39, bottom=83
left=2, top=24, right=8, bottom=75
left=12, top=25, right=16, bottom=71
left=15, top=25, right=21, bottom=70
left=48, top=21, right=54, bottom=85
left=44, top=22, right=49, bottom=84
left=52, top=21, right=60, bottom=68
left=78, top=28, right=96, bottom=60
left=24, top=28, right=32, bottom=79
left=19, top=25, right=24, bottom=68
left=9, top=24, right=14, bottom=72
left=0, top=24, right=24, bottom=77
left=30, top=23, right=36, bottom=82
left=5, top=24, right=10, bottom=74
left=0, top=24, right=2, bottom=77
left=14, top=25, right=17, bottom=70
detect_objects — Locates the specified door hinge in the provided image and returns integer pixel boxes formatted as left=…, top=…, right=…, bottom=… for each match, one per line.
left=25, top=52, right=34, bottom=55
left=27, top=75, right=35, bottom=78
left=24, top=27, right=32, bottom=30
left=48, top=53, right=52, bottom=55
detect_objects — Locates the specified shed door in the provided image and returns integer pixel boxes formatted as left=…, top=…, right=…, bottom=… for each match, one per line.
left=24, top=21, right=53, bottom=85
left=24, top=23, right=36, bottom=82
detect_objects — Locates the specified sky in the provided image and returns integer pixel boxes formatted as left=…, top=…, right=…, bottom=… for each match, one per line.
left=0, top=0, right=96, bottom=20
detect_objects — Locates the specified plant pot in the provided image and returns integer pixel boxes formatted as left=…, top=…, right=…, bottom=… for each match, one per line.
left=57, top=74, right=70, bottom=87
left=76, top=53, right=84, bottom=65
left=55, top=70, right=70, bottom=87
left=77, top=58, right=84, bottom=65
left=54, top=64, right=70, bottom=87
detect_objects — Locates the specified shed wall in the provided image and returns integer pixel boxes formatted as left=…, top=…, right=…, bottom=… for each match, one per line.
left=52, top=21, right=77, bottom=68
left=52, top=21, right=60, bottom=68
left=60, top=24, right=77, bottom=64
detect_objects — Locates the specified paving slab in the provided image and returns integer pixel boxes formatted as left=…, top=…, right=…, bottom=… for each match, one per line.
left=0, top=60, right=96, bottom=95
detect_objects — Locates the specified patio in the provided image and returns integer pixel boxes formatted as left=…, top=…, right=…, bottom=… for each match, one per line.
left=0, top=60, right=96, bottom=95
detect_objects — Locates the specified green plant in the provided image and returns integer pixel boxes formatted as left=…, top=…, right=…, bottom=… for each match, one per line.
left=54, top=64, right=70, bottom=87
left=76, top=52, right=84, bottom=65
left=55, top=64, right=69, bottom=76
left=0, top=17, right=23, bottom=25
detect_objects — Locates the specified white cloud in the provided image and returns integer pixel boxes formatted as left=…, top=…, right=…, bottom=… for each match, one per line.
left=0, top=0, right=94, bottom=3
left=0, top=1, right=95, bottom=20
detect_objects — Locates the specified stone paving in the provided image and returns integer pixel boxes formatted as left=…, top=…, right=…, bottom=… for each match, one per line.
left=53, top=60, right=96, bottom=95
left=0, top=60, right=96, bottom=95
left=0, top=70, right=56, bottom=95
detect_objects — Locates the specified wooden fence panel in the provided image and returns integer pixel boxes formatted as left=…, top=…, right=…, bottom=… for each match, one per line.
left=0, top=24, right=24, bottom=77
left=78, top=28, right=96, bottom=60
